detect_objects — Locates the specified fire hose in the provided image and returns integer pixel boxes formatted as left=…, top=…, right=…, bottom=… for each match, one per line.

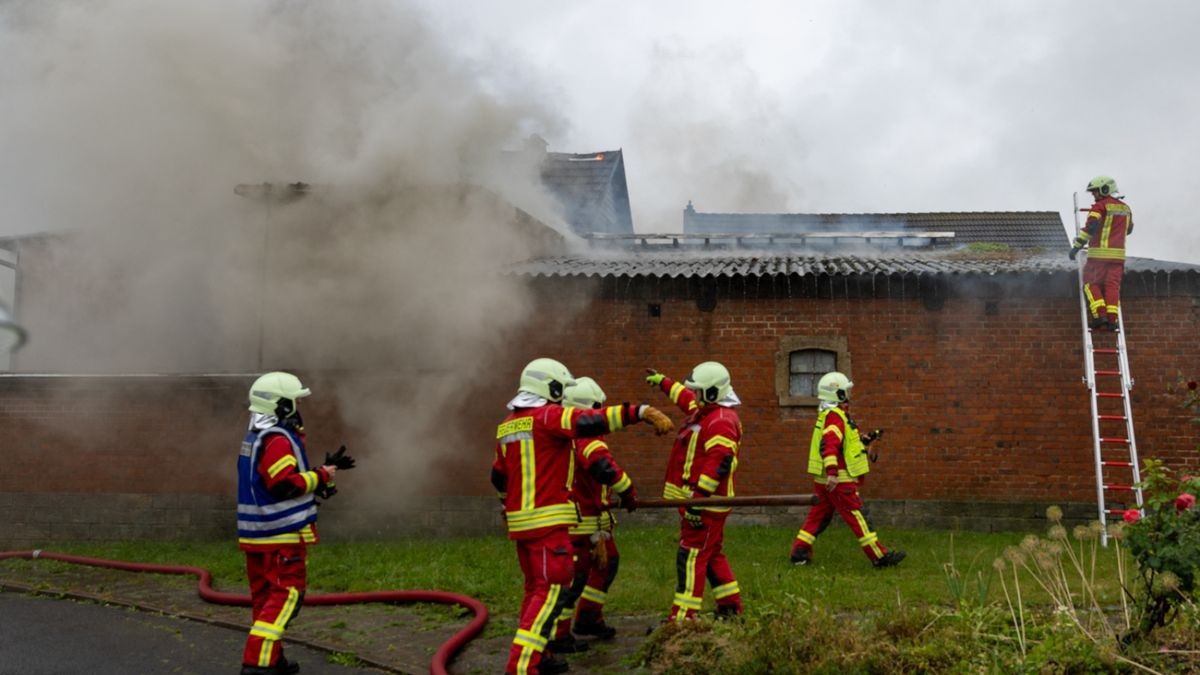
left=0, top=549, right=486, bottom=675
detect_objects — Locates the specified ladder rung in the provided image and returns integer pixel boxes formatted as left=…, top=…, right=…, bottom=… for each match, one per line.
left=1098, top=414, right=1126, bottom=421
left=1094, top=370, right=1121, bottom=376
left=1093, top=348, right=1118, bottom=354
left=1101, top=460, right=1134, bottom=467
left=1104, top=508, right=1131, bottom=515
left=1097, top=392, right=1124, bottom=398
left=1104, top=484, right=1135, bottom=491
left=1101, top=437, right=1129, bottom=444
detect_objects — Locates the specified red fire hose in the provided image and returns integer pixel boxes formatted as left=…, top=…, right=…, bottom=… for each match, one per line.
left=0, top=549, right=486, bottom=675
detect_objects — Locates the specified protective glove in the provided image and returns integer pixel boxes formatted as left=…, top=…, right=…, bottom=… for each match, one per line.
left=618, top=485, right=638, bottom=512
left=861, top=429, right=884, bottom=445
left=684, top=506, right=704, bottom=528
left=640, top=405, right=674, bottom=435
left=324, top=445, right=356, bottom=470
left=644, top=368, right=665, bottom=387
left=1068, top=247, right=1080, bottom=261
left=315, top=482, right=338, bottom=500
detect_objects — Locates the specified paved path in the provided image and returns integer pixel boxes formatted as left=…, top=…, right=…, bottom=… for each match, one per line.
left=0, top=590, right=386, bottom=675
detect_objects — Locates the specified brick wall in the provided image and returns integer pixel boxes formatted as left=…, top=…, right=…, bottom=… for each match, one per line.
left=1, top=269, right=1197, bottom=546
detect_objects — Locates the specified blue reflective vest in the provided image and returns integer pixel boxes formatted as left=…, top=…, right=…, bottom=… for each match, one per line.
left=237, top=426, right=318, bottom=540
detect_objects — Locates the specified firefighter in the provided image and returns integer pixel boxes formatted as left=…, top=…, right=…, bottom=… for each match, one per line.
left=237, top=371, right=355, bottom=675
left=1070, top=175, right=1134, bottom=331
left=492, top=358, right=672, bottom=675
left=645, top=361, right=744, bottom=622
left=789, top=371, right=904, bottom=569
left=549, top=377, right=637, bottom=654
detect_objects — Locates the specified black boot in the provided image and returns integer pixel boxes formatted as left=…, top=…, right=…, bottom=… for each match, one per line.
left=873, top=550, right=906, bottom=568
left=714, top=604, right=741, bottom=621
left=547, top=634, right=589, bottom=654
left=790, top=548, right=811, bottom=566
left=539, top=653, right=571, bottom=674
left=1089, top=316, right=1106, bottom=330
left=573, top=619, right=617, bottom=639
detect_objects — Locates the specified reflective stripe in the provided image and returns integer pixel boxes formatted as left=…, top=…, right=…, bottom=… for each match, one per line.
left=250, top=620, right=282, bottom=640
left=580, top=585, right=607, bottom=604
left=514, top=628, right=547, bottom=650
left=238, top=506, right=317, bottom=532
left=520, top=438, right=535, bottom=511
left=611, top=473, right=632, bottom=493
left=498, top=431, right=533, bottom=445
left=605, top=405, right=624, bottom=431
left=581, top=439, right=606, bottom=459
left=497, top=416, right=534, bottom=439
left=560, top=407, right=575, bottom=430
left=529, top=583, right=562, bottom=643
left=569, top=510, right=615, bottom=535
left=681, top=426, right=701, bottom=482
left=713, top=581, right=740, bottom=599
left=662, top=483, right=691, bottom=500
left=704, top=435, right=737, bottom=450
left=505, top=503, right=579, bottom=532
left=697, top=474, right=719, bottom=492
left=267, top=455, right=296, bottom=478
left=826, top=427, right=844, bottom=441
left=796, top=529, right=816, bottom=544
left=669, top=382, right=686, bottom=404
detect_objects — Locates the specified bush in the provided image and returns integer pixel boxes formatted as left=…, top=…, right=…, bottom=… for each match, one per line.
left=1121, top=458, right=1200, bottom=636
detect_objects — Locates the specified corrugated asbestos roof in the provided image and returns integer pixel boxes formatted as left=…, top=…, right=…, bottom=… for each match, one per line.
left=682, top=210, right=1069, bottom=249
left=509, top=251, right=1200, bottom=279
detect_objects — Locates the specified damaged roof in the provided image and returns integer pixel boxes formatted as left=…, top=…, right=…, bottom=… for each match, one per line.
left=509, top=251, right=1200, bottom=279
left=682, top=208, right=1069, bottom=249
left=540, top=149, right=633, bottom=236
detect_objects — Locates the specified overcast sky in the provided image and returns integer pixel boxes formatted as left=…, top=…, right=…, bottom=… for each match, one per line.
left=411, top=0, right=1199, bottom=264
left=2, top=1, right=1196, bottom=264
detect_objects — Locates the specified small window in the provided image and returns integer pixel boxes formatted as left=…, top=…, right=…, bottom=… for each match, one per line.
left=789, top=349, right=836, bottom=397
left=775, top=336, right=850, bottom=407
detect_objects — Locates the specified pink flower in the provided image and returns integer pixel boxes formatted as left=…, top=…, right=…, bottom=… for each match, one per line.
left=1176, top=493, right=1196, bottom=512
left=1123, top=509, right=1142, bottom=523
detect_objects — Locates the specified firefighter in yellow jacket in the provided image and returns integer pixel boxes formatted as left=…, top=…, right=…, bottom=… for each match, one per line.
left=789, top=371, right=904, bottom=568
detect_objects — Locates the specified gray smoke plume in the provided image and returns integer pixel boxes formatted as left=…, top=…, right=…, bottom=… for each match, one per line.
left=0, top=1, right=573, bottom=507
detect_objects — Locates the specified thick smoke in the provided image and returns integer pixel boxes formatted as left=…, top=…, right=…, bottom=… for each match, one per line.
left=0, top=2, right=570, bottom=504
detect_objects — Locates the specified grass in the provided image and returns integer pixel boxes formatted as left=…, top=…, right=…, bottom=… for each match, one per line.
left=0, top=524, right=1129, bottom=617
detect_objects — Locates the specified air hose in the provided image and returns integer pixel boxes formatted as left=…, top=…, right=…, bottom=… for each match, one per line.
left=0, top=549, right=487, bottom=675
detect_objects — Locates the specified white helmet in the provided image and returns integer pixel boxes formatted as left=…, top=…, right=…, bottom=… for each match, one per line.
left=817, top=371, right=853, bottom=403
left=248, top=371, right=311, bottom=416
left=518, top=357, right=576, bottom=402
left=564, top=376, right=606, bottom=409
left=684, top=361, right=732, bottom=404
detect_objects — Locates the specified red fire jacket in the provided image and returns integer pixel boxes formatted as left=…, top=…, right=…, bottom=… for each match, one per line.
left=569, top=436, right=632, bottom=535
left=1074, top=196, right=1133, bottom=261
left=656, top=377, right=742, bottom=512
left=492, top=402, right=642, bottom=540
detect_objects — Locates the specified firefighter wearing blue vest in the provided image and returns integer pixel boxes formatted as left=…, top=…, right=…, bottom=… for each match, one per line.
left=789, top=371, right=904, bottom=569
left=237, top=372, right=355, bottom=675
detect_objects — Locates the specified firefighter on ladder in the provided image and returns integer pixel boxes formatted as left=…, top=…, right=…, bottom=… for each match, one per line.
left=789, top=371, right=904, bottom=569
left=492, top=358, right=672, bottom=675
left=237, top=372, right=355, bottom=675
left=1070, top=175, right=1134, bottom=331
left=645, top=361, right=744, bottom=622
left=549, top=377, right=637, bottom=655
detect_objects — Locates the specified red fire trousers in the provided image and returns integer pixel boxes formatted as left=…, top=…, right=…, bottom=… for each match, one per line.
left=243, top=545, right=307, bottom=668
left=554, top=532, right=620, bottom=640
left=669, top=510, right=741, bottom=621
left=792, top=481, right=887, bottom=562
left=1083, top=258, right=1125, bottom=321
left=508, top=528, right=574, bottom=675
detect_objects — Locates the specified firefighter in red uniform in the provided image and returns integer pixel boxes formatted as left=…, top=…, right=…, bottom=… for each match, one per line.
left=645, top=361, right=744, bottom=622
left=789, top=371, right=903, bottom=569
left=549, top=377, right=637, bottom=654
left=237, top=372, right=355, bottom=675
left=1070, top=175, right=1134, bottom=331
left=492, top=358, right=672, bottom=675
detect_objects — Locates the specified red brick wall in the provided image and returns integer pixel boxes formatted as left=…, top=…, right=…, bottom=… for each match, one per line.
left=1, top=270, right=1197, bottom=542
left=490, top=271, right=1200, bottom=505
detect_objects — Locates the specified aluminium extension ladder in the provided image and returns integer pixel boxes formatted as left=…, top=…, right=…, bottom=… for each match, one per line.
left=1074, top=192, right=1143, bottom=546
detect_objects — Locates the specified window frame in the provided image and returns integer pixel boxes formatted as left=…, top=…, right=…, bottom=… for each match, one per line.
left=774, top=335, right=851, bottom=407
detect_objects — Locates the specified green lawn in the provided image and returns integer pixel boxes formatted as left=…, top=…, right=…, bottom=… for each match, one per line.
left=6, top=523, right=1127, bottom=617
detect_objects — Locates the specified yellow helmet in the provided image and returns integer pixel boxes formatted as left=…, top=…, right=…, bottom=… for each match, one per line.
left=248, top=371, right=311, bottom=416
left=1086, top=175, right=1119, bottom=197
left=817, top=371, right=853, bottom=403
left=684, top=361, right=732, bottom=403
left=564, top=376, right=606, bottom=409
left=519, top=357, right=576, bottom=402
